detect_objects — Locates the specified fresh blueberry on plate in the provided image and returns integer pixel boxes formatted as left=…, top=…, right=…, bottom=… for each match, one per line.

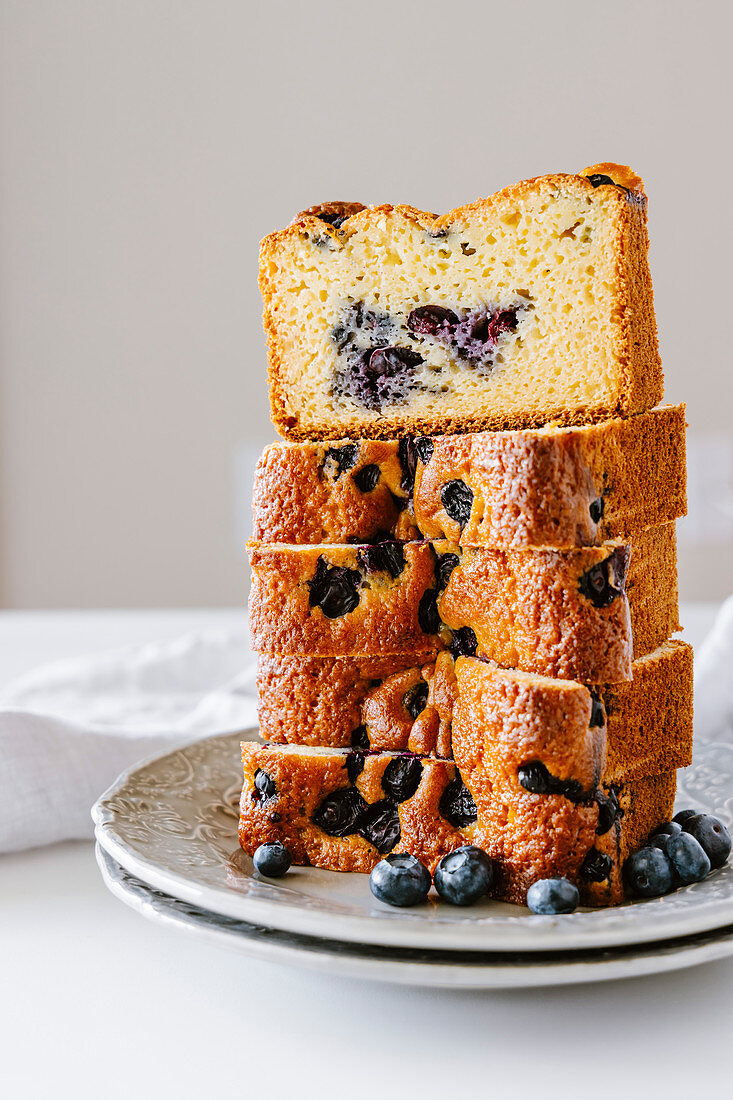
left=672, top=808, right=699, bottom=826
left=647, top=822, right=681, bottom=853
left=665, top=832, right=711, bottom=884
left=369, top=853, right=431, bottom=907
left=433, top=846, right=493, bottom=906
left=623, top=846, right=674, bottom=897
left=681, top=814, right=731, bottom=870
left=253, top=841, right=292, bottom=878
left=526, top=878, right=579, bottom=915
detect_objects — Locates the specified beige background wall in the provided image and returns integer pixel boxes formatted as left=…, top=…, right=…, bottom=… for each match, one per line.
left=0, top=0, right=731, bottom=608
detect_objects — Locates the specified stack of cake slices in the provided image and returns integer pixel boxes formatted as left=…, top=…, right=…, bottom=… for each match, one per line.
left=241, top=162, right=693, bottom=907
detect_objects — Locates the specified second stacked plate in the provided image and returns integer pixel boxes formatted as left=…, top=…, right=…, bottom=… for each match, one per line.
left=93, top=729, right=733, bottom=985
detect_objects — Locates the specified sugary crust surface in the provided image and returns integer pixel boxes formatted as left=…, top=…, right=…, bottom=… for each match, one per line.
left=256, top=641, right=693, bottom=781
left=253, top=438, right=420, bottom=545
left=452, top=642, right=692, bottom=786
left=238, top=741, right=676, bottom=906
left=414, top=405, right=686, bottom=547
left=437, top=540, right=635, bottom=680
left=622, top=523, right=680, bottom=658
left=248, top=525, right=678, bottom=681
left=260, top=164, right=662, bottom=440
left=253, top=406, right=687, bottom=548
left=239, top=744, right=470, bottom=873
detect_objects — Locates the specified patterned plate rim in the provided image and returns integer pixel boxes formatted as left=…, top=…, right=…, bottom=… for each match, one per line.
left=92, top=729, right=733, bottom=953
left=96, top=844, right=733, bottom=990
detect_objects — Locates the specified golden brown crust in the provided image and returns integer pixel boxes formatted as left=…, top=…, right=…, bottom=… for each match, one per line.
left=415, top=406, right=686, bottom=547
left=252, top=406, right=687, bottom=547
left=452, top=642, right=692, bottom=785
left=291, top=201, right=367, bottom=226
left=602, top=640, right=693, bottom=780
left=248, top=541, right=438, bottom=657
left=582, top=163, right=646, bottom=196
left=253, top=438, right=420, bottom=545
left=239, top=743, right=469, bottom=873
left=260, top=164, right=662, bottom=440
left=623, top=523, right=680, bottom=658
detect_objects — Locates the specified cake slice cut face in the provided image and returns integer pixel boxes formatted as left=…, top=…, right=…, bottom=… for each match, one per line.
left=260, top=164, right=661, bottom=439
left=253, top=406, right=687, bottom=548
left=255, top=641, right=693, bottom=780
left=247, top=524, right=679, bottom=681
left=238, top=741, right=676, bottom=907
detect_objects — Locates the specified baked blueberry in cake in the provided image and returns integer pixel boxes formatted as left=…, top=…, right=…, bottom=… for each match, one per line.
left=259, top=164, right=660, bottom=440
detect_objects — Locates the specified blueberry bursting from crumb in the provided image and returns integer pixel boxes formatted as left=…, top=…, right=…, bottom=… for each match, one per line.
left=307, top=556, right=361, bottom=618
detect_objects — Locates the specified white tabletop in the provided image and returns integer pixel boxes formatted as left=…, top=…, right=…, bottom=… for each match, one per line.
left=1, top=606, right=729, bottom=1100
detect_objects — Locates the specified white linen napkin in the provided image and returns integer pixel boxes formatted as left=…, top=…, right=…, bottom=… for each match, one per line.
left=0, top=628, right=258, bottom=854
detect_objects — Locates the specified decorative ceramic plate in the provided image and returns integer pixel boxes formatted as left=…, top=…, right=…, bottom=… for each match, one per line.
left=96, top=844, right=733, bottom=989
left=93, top=730, right=733, bottom=953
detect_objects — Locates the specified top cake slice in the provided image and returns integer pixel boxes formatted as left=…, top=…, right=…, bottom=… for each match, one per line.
left=260, top=163, right=661, bottom=440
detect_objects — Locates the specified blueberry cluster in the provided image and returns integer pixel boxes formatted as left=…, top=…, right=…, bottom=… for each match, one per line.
left=370, top=846, right=494, bottom=908
left=407, top=303, right=521, bottom=373
left=329, top=298, right=526, bottom=412
left=330, top=301, right=424, bottom=412
left=307, top=539, right=408, bottom=622
left=623, top=810, right=731, bottom=898
left=307, top=755, right=429, bottom=855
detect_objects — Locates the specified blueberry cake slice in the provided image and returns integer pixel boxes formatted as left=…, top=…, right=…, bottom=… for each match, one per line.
left=253, top=406, right=686, bottom=548
left=260, top=163, right=661, bottom=440
left=256, top=641, right=693, bottom=781
left=238, top=741, right=676, bottom=906
left=248, top=525, right=679, bottom=681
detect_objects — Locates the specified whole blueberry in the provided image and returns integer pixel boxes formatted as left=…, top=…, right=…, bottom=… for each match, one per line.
left=649, top=832, right=675, bottom=855
left=682, top=814, right=732, bottom=870
left=369, top=853, right=431, bottom=907
left=434, top=846, right=493, bottom=906
left=649, top=821, right=682, bottom=841
left=526, top=878, right=580, bottom=915
left=403, top=680, right=429, bottom=719
left=359, top=800, right=401, bottom=854
left=589, top=497, right=604, bottom=524
left=382, top=756, right=423, bottom=803
left=623, top=846, right=674, bottom=898
left=417, top=587, right=441, bottom=634
left=672, top=808, right=699, bottom=826
left=666, top=832, right=711, bottom=884
left=307, top=557, right=361, bottom=619
left=352, top=463, right=380, bottom=492
left=253, top=841, right=292, bottom=878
